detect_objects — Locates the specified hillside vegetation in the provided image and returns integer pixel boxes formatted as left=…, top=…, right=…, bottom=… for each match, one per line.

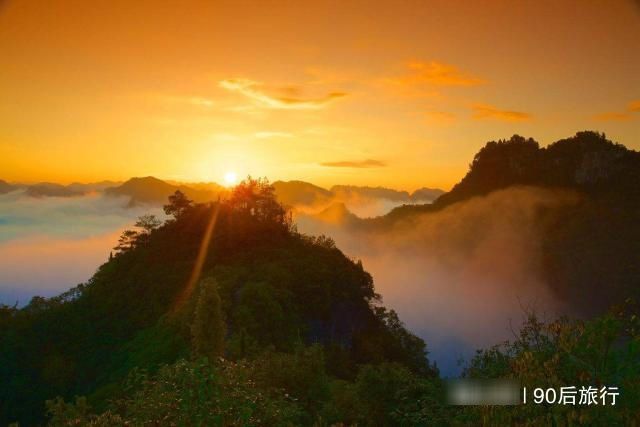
left=0, top=178, right=437, bottom=425
left=2, top=132, right=639, bottom=425
left=359, top=132, right=640, bottom=315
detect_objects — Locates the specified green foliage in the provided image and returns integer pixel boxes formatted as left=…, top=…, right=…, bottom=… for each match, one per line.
left=353, top=363, right=447, bottom=426
left=44, top=347, right=448, bottom=426
left=249, top=344, right=331, bottom=416
left=232, top=281, right=298, bottom=352
left=191, top=278, right=226, bottom=360
left=1, top=182, right=434, bottom=425
left=459, top=308, right=640, bottom=425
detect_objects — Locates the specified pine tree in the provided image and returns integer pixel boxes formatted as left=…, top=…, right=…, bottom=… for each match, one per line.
left=191, top=278, right=226, bottom=360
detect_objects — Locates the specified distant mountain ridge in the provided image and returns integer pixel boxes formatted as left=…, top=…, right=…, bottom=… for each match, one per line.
left=104, top=176, right=225, bottom=206
left=0, top=180, right=19, bottom=195
left=0, top=180, right=122, bottom=197
left=272, top=180, right=444, bottom=211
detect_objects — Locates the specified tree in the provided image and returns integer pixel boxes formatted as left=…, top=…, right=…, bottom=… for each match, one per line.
left=227, top=177, right=292, bottom=230
left=191, top=278, right=226, bottom=360
left=164, top=190, right=193, bottom=218
left=133, top=214, right=162, bottom=245
left=135, top=214, right=162, bottom=233
left=114, top=229, right=139, bottom=253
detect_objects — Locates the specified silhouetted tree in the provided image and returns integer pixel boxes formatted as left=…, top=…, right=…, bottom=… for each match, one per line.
left=135, top=214, right=162, bottom=233
left=164, top=190, right=193, bottom=218
left=228, top=177, right=292, bottom=230
left=114, top=229, right=139, bottom=253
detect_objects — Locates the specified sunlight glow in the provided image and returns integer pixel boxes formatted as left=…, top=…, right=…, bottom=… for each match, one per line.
left=224, top=171, right=238, bottom=186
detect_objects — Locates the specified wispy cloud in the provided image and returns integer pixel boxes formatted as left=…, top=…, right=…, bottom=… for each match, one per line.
left=155, top=94, right=215, bottom=108
left=219, top=78, right=346, bottom=110
left=254, top=131, right=294, bottom=139
left=593, top=112, right=632, bottom=122
left=320, top=159, right=387, bottom=168
left=389, top=61, right=486, bottom=87
left=592, top=100, right=640, bottom=121
left=424, top=111, right=456, bottom=125
left=472, top=104, right=531, bottom=122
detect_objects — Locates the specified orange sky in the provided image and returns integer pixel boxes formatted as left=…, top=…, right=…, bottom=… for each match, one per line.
left=1, top=0, right=639, bottom=190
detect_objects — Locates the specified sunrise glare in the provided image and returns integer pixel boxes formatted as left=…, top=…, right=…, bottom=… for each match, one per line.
left=223, top=171, right=238, bottom=186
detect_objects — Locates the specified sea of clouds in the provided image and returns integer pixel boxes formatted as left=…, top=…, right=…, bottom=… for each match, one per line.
left=0, top=190, right=163, bottom=305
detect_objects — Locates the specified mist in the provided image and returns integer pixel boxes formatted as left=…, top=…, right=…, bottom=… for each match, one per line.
left=0, top=185, right=582, bottom=374
left=297, top=186, right=581, bottom=375
left=0, top=190, right=163, bottom=305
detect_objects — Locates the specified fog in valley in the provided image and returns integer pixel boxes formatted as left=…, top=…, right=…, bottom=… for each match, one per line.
left=1, top=185, right=581, bottom=374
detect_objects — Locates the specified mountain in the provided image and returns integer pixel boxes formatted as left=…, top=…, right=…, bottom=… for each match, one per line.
left=105, top=176, right=222, bottom=206
left=0, top=180, right=122, bottom=198
left=66, top=180, right=122, bottom=193
left=272, top=180, right=334, bottom=207
left=2, top=139, right=639, bottom=425
left=25, top=182, right=85, bottom=198
left=433, top=131, right=640, bottom=208
left=364, top=131, right=640, bottom=315
left=312, top=202, right=359, bottom=225
left=273, top=181, right=445, bottom=216
left=0, top=179, right=19, bottom=195
left=410, top=187, right=445, bottom=201
left=0, top=179, right=434, bottom=425
left=330, top=185, right=411, bottom=202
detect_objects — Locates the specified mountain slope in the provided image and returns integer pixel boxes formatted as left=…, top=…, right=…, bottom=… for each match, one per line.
left=0, top=180, right=433, bottom=425
left=434, top=131, right=640, bottom=208
left=272, top=180, right=334, bottom=207
left=363, top=131, right=640, bottom=315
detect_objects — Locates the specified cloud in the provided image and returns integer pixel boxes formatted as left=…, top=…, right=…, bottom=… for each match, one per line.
left=425, top=111, right=456, bottom=125
left=219, top=78, right=346, bottom=110
left=593, top=112, right=632, bottom=122
left=0, top=190, right=164, bottom=302
left=320, top=159, right=387, bottom=168
left=297, top=186, right=579, bottom=375
left=153, top=94, right=215, bottom=108
left=472, top=104, right=532, bottom=122
left=254, top=131, right=294, bottom=139
left=592, top=100, right=640, bottom=121
left=390, top=61, right=486, bottom=87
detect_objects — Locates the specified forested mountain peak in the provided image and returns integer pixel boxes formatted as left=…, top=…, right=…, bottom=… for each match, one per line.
left=435, top=131, right=640, bottom=207
left=0, top=178, right=434, bottom=425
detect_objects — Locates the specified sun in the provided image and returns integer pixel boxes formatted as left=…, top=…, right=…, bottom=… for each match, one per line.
left=223, top=171, right=238, bottom=186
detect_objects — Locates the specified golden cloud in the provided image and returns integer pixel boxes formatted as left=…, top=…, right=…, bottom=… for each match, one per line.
left=219, top=78, right=346, bottom=110
left=391, top=61, right=486, bottom=87
left=472, top=104, right=531, bottom=122
left=627, top=100, right=640, bottom=112
left=593, top=112, right=632, bottom=121
left=592, top=100, right=640, bottom=121
left=320, top=159, right=387, bottom=168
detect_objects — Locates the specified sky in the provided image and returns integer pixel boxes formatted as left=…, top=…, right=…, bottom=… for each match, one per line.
left=1, top=0, right=639, bottom=191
